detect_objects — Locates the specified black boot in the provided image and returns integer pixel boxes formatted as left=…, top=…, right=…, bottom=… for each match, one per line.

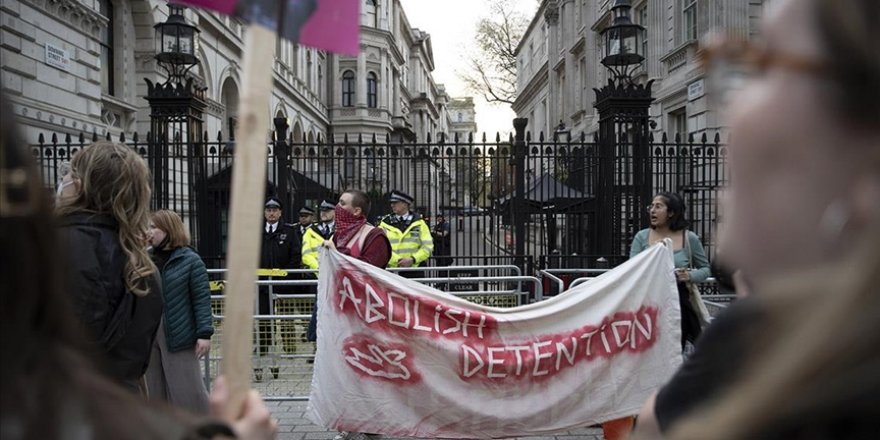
left=270, top=367, right=279, bottom=379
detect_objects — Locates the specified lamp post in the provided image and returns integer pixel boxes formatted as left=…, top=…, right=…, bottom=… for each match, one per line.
left=145, top=3, right=208, bottom=251
left=154, top=3, right=200, bottom=83
left=593, top=0, right=654, bottom=258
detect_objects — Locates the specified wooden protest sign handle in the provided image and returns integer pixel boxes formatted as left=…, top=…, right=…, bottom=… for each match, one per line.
left=220, top=23, right=276, bottom=419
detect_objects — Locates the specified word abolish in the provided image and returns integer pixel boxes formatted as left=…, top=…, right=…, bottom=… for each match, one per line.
left=460, top=307, right=659, bottom=381
left=335, top=272, right=497, bottom=340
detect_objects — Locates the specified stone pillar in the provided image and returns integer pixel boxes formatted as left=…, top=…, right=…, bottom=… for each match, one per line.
left=356, top=45, right=367, bottom=107
left=544, top=1, right=560, bottom=135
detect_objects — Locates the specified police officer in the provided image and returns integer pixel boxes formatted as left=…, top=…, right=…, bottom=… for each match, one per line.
left=257, top=196, right=301, bottom=381
left=295, top=206, right=316, bottom=238
left=378, top=190, right=433, bottom=276
left=302, top=200, right=336, bottom=271
left=303, top=200, right=335, bottom=344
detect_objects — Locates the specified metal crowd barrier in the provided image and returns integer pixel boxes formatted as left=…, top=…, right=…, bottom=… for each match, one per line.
left=538, top=268, right=609, bottom=292
left=565, top=276, right=734, bottom=314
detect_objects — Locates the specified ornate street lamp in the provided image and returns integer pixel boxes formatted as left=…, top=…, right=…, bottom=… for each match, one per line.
left=600, top=0, right=645, bottom=82
left=145, top=2, right=207, bottom=252
left=592, top=0, right=654, bottom=258
left=154, top=3, right=200, bottom=82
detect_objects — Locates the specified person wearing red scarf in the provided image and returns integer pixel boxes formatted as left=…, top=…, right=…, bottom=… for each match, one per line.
left=321, top=190, right=390, bottom=440
left=329, top=190, right=391, bottom=268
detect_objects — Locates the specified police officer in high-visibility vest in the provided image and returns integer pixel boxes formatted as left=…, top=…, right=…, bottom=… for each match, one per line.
left=304, top=200, right=335, bottom=343
left=301, top=200, right=336, bottom=271
left=378, top=190, right=433, bottom=277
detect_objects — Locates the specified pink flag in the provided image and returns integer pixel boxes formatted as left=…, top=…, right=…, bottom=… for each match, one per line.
left=173, top=0, right=360, bottom=55
left=299, top=0, right=361, bottom=56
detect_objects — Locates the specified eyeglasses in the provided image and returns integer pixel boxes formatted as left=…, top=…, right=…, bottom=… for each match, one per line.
left=646, top=204, right=665, bottom=213
left=698, top=35, right=828, bottom=78
left=697, top=34, right=829, bottom=104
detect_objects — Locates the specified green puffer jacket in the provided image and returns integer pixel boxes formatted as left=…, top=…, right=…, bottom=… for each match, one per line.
left=158, top=247, right=214, bottom=352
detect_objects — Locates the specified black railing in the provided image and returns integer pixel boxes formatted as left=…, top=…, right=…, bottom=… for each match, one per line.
left=31, top=126, right=727, bottom=273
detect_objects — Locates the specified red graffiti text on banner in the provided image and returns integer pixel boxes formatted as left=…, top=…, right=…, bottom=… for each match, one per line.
left=342, top=334, right=421, bottom=384
left=459, top=307, right=660, bottom=382
left=334, top=269, right=498, bottom=341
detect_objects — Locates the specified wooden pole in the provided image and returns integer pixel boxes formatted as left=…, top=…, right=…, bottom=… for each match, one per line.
left=220, top=23, right=277, bottom=418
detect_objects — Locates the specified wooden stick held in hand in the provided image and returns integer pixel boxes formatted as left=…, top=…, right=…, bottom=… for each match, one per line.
left=220, top=23, right=276, bottom=419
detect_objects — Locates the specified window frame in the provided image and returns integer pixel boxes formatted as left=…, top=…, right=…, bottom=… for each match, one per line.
left=682, top=0, right=697, bottom=42
left=342, top=70, right=355, bottom=107
left=98, top=0, right=114, bottom=96
left=367, top=72, right=378, bottom=108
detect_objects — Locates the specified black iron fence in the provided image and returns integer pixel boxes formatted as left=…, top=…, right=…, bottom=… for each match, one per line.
left=31, top=124, right=727, bottom=272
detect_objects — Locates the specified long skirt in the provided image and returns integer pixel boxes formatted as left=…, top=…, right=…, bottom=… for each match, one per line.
left=145, top=317, right=209, bottom=414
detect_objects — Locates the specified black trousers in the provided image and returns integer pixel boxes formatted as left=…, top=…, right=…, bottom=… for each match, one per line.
left=676, top=282, right=703, bottom=351
left=256, top=286, right=273, bottom=357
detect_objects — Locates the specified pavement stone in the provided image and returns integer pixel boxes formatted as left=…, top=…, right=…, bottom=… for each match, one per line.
left=266, top=401, right=604, bottom=440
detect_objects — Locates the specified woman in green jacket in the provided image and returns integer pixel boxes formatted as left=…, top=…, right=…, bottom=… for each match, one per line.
left=145, top=209, right=214, bottom=414
left=630, top=192, right=711, bottom=351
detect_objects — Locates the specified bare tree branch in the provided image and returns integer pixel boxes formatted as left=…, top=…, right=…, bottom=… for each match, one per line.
left=458, top=0, right=529, bottom=106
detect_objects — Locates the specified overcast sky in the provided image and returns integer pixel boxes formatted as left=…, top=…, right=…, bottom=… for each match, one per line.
left=398, top=0, right=537, bottom=137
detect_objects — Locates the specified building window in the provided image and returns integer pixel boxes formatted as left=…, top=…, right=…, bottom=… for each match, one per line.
left=98, top=0, right=114, bottom=96
left=342, top=70, right=355, bottom=107
left=637, top=4, right=648, bottom=58
left=367, top=72, right=377, bottom=108
left=307, top=50, right=313, bottom=89
left=670, top=108, right=687, bottom=138
left=682, top=0, right=697, bottom=41
left=457, top=112, right=463, bottom=122
left=318, top=64, right=324, bottom=101
left=365, top=0, right=378, bottom=27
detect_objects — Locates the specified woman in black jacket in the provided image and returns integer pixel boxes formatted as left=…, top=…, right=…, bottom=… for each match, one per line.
left=55, top=140, right=163, bottom=393
left=0, top=92, right=277, bottom=439
left=145, top=209, right=214, bottom=414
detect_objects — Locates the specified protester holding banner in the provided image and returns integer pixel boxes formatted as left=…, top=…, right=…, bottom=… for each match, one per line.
left=633, top=0, right=880, bottom=438
left=55, top=140, right=164, bottom=394
left=333, top=190, right=391, bottom=268
left=631, top=192, right=710, bottom=352
left=318, top=189, right=390, bottom=440
left=0, top=94, right=278, bottom=439
left=145, top=209, right=214, bottom=414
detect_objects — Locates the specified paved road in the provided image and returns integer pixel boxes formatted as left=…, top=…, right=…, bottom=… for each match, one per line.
left=266, top=400, right=604, bottom=440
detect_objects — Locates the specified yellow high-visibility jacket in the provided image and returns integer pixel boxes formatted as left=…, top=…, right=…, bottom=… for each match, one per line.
left=378, top=214, right=434, bottom=267
left=301, top=223, right=333, bottom=270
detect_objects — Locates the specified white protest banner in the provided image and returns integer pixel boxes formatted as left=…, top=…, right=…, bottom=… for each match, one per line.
left=307, top=242, right=682, bottom=438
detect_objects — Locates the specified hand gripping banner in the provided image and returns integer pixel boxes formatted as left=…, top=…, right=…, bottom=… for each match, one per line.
left=307, top=243, right=682, bottom=438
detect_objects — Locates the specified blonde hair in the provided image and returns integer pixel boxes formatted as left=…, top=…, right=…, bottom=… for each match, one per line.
left=150, top=210, right=190, bottom=249
left=56, top=141, right=156, bottom=296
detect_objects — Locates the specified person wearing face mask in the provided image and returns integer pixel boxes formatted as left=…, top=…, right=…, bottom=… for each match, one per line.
left=307, top=193, right=390, bottom=343
left=322, top=190, right=390, bottom=440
